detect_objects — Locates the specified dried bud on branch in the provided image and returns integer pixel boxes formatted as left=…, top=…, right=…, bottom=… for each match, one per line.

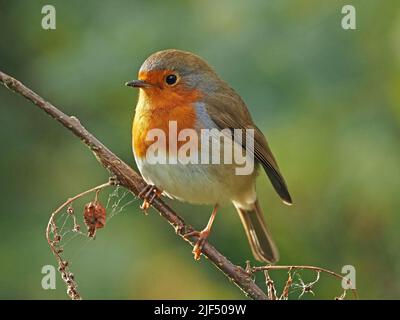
left=84, top=201, right=106, bottom=237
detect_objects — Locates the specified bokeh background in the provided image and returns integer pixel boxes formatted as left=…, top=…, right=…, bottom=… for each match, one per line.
left=0, top=0, right=399, bottom=299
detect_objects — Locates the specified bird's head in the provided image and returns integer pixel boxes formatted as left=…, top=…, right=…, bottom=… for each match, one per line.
left=126, top=49, right=221, bottom=106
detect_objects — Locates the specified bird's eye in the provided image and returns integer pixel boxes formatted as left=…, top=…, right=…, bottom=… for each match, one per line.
left=165, top=74, right=178, bottom=86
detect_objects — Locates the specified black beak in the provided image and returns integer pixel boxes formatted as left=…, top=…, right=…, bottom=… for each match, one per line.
left=125, top=79, right=150, bottom=88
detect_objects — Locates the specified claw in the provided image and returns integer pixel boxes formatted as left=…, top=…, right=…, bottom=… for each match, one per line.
left=192, top=230, right=210, bottom=260
left=183, top=230, right=200, bottom=239
left=140, top=200, right=150, bottom=213
left=138, top=185, right=161, bottom=214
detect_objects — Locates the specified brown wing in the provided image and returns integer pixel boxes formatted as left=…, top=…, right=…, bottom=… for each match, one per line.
left=204, top=86, right=292, bottom=205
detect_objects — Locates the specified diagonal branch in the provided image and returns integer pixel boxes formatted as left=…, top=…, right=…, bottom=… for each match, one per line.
left=0, top=70, right=268, bottom=300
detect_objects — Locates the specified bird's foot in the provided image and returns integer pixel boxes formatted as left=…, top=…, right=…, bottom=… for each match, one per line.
left=184, top=229, right=210, bottom=261
left=138, top=184, right=161, bottom=215
left=183, top=205, right=218, bottom=260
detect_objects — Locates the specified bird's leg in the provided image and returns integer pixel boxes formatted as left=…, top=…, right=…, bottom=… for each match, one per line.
left=184, top=204, right=218, bottom=260
left=138, top=184, right=161, bottom=214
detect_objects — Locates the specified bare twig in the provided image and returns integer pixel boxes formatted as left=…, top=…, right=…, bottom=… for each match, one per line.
left=264, top=270, right=277, bottom=300
left=0, top=70, right=268, bottom=300
left=46, top=180, right=113, bottom=299
left=251, top=265, right=358, bottom=299
left=280, top=270, right=293, bottom=300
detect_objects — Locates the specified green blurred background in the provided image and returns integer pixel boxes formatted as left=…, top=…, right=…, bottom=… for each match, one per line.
left=0, top=0, right=399, bottom=299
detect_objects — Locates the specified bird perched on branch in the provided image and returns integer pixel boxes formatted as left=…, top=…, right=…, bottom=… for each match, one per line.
left=126, top=49, right=292, bottom=263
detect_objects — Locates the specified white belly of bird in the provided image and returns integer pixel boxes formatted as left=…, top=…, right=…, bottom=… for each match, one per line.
left=135, top=156, right=257, bottom=206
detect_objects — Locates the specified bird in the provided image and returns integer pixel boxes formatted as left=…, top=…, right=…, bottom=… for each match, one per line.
left=126, top=49, right=292, bottom=263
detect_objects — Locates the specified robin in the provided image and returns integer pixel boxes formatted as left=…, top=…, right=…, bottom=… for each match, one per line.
left=126, top=49, right=292, bottom=263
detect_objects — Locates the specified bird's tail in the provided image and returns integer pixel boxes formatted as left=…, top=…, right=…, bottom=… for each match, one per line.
left=234, top=200, right=279, bottom=263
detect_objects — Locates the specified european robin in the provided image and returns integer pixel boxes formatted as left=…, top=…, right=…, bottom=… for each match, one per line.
left=126, top=49, right=292, bottom=263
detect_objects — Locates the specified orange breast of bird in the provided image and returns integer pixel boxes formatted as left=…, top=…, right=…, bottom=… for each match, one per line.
left=132, top=71, right=202, bottom=159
